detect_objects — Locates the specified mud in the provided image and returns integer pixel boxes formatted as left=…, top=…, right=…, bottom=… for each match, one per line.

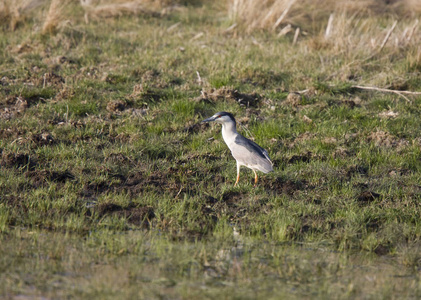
left=357, top=191, right=381, bottom=203
left=183, top=122, right=204, bottom=134
left=129, top=84, right=163, bottom=103
left=288, top=151, right=313, bottom=164
left=196, top=88, right=260, bottom=107
left=332, top=147, right=352, bottom=158
left=106, top=100, right=127, bottom=112
left=0, top=127, right=26, bottom=139
left=210, top=191, right=255, bottom=223
left=80, top=169, right=186, bottom=199
left=367, top=130, right=408, bottom=148
left=289, top=132, right=317, bottom=147
left=0, top=96, right=28, bottom=120
left=29, top=132, right=56, bottom=146
left=283, top=92, right=302, bottom=106
left=0, top=152, right=37, bottom=170
left=26, top=169, right=75, bottom=187
left=339, top=99, right=359, bottom=108
left=346, top=165, right=369, bottom=177
left=374, top=244, right=390, bottom=256
left=42, top=72, right=65, bottom=87
left=104, top=153, right=132, bottom=164
left=264, top=177, right=307, bottom=195
left=90, top=202, right=155, bottom=227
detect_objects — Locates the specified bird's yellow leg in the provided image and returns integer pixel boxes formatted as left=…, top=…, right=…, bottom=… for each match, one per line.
left=234, top=163, right=241, bottom=187
left=253, top=170, right=258, bottom=186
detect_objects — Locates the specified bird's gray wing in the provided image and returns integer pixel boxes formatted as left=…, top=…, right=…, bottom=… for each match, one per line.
left=234, top=135, right=271, bottom=161
left=233, top=135, right=273, bottom=172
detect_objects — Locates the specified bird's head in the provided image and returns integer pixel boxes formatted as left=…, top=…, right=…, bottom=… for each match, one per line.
left=202, top=112, right=236, bottom=125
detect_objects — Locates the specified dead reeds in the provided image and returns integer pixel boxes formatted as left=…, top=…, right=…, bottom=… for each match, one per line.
left=229, top=0, right=421, bottom=33
left=80, top=0, right=175, bottom=23
left=1, top=0, right=178, bottom=33
left=228, top=0, right=420, bottom=56
left=80, top=0, right=146, bottom=23
left=0, top=0, right=45, bottom=30
left=42, top=0, right=74, bottom=34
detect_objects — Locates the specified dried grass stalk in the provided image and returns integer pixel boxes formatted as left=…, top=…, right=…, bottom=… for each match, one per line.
left=229, top=0, right=421, bottom=33
left=379, top=20, right=398, bottom=52
left=42, top=0, right=73, bottom=34
left=0, top=0, right=44, bottom=30
left=230, top=0, right=299, bottom=32
left=80, top=0, right=168, bottom=23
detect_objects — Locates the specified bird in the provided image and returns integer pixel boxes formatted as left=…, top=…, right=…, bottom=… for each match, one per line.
left=202, top=111, right=273, bottom=186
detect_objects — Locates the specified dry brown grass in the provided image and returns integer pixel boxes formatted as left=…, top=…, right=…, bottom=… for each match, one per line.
left=80, top=0, right=146, bottom=23
left=42, top=0, right=75, bottom=34
left=312, top=13, right=419, bottom=50
left=229, top=0, right=421, bottom=33
left=1, top=0, right=181, bottom=33
left=0, top=0, right=45, bottom=30
left=229, top=0, right=421, bottom=59
left=80, top=0, right=178, bottom=23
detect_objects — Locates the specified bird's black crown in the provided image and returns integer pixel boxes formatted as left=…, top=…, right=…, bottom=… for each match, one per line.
left=214, top=111, right=236, bottom=123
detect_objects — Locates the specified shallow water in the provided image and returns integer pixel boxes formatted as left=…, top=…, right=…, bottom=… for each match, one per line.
left=1, top=229, right=420, bottom=299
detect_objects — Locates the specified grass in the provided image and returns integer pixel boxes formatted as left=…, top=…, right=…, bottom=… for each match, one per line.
left=0, top=0, right=421, bottom=298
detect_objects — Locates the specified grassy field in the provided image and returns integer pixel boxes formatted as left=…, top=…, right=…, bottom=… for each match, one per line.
left=1, top=0, right=420, bottom=298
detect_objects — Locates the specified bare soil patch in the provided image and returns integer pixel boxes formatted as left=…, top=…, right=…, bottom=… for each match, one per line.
left=0, top=127, right=26, bottom=139
left=288, top=151, right=313, bottom=164
left=346, top=165, right=369, bottom=177
left=357, top=191, right=381, bottom=203
left=283, top=92, right=302, bottom=106
left=89, top=202, right=155, bottom=227
left=264, top=177, right=307, bottom=195
left=26, top=169, right=75, bottom=187
left=29, top=132, right=56, bottom=146
left=196, top=88, right=260, bottom=107
left=129, top=84, right=164, bottom=103
left=80, top=168, right=190, bottom=199
left=42, top=72, right=65, bottom=88
left=289, top=132, right=317, bottom=147
left=183, top=122, right=204, bottom=134
left=106, top=100, right=127, bottom=112
left=367, top=130, right=408, bottom=148
left=0, top=152, right=37, bottom=170
left=0, top=96, right=28, bottom=120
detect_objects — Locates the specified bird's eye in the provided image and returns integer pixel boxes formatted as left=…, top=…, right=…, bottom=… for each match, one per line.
left=217, top=115, right=221, bottom=118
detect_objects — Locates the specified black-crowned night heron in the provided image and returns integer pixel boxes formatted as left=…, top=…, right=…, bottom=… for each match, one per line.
left=202, top=111, right=273, bottom=186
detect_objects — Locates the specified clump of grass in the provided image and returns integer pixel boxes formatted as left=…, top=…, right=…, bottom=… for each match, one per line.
left=80, top=0, right=148, bottom=23
left=80, top=0, right=178, bottom=23
left=0, top=0, right=43, bottom=30
left=229, top=0, right=421, bottom=33
left=42, top=0, right=74, bottom=34
left=313, top=12, right=421, bottom=56
left=229, top=0, right=299, bottom=32
left=229, top=0, right=421, bottom=59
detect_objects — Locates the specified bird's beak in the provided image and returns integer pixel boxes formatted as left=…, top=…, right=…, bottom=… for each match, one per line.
left=201, top=116, right=216, bottom=123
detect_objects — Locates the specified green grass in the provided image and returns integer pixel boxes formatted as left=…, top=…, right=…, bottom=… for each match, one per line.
left=0, top=1, right=421, bottom=299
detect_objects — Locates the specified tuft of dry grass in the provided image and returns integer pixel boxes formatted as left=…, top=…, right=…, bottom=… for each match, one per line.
left=310, top=13, right=420, bottom=56
left=229, top=0, right=421, bottom=33
left=229, top=0, right=299, bottom=32
left=80, top=0, right=145, bottom=23
left=0, top=0, right=44, bottom=30
left=80, top=0, right=176, bottom=23
left=1, top=0, right=179, bottom=33
left=229, top=0, right=421, bottom=64
left=42, top=0, right=74, bottom=34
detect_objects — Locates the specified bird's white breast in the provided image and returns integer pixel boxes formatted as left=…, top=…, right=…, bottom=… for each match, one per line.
left=221, top=124, right=238, bottom=151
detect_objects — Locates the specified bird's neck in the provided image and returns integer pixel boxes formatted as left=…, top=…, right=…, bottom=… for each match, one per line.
left=221, top=122, right=238, bottom=144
